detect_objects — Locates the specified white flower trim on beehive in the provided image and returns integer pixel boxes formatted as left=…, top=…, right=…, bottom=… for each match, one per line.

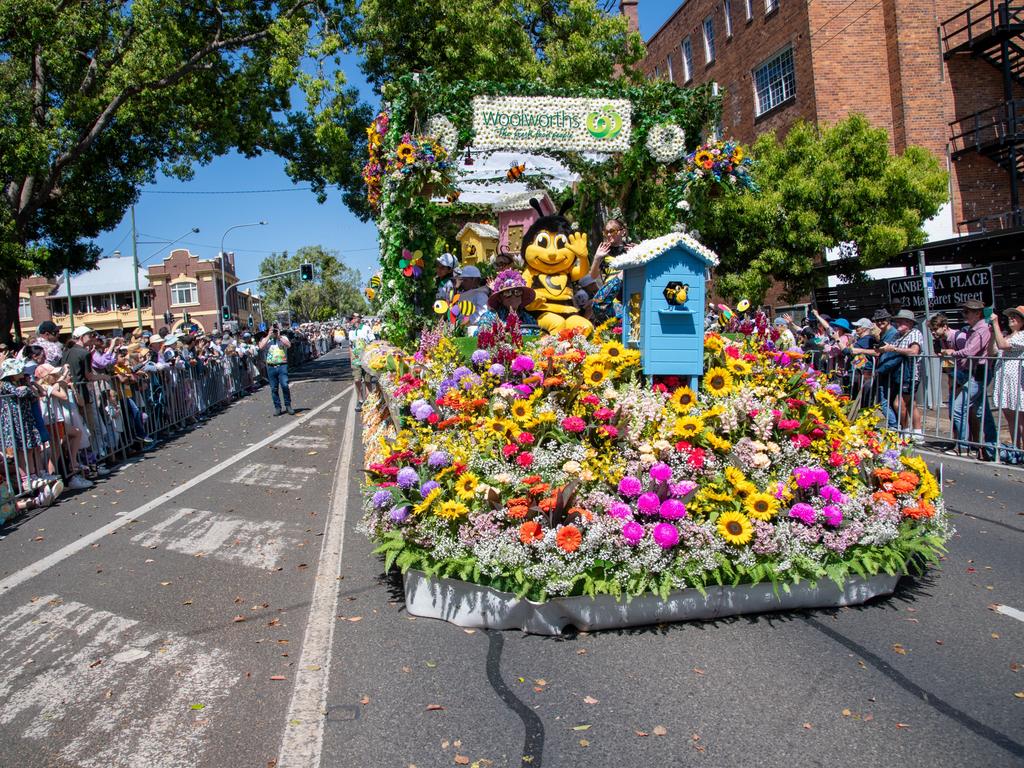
left=609, top=232, right=720, bottom=270
left=425, top=114, right=459, bottom=156
left=491, top=189, right=554, bottom=214
left=456, top=222, right=500, bottom=240
left=645, top=123, right=687, bottom=164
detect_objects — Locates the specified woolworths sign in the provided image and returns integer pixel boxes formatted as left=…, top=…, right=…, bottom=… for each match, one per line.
left=472, top=95, right=632, bottom=153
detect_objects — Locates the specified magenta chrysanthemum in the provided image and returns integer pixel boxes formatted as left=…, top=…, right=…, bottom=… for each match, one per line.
left=618, top=476, right=643, bottom=498
left=788, top=502, right=816, bottom=525
left=659, top=499, right=687, bottom=520
left=652, top=522, right=679, bottom=549
left=607, top=502, right=632, bottom=519
left=637, top=492, right=661, bottom=515
left=621, top=520, right=645, bottom=544
left=822, top=504, right=843, bottom=527
left=561, top=416, right=587, bottom=433
left=649, top=462, right=673, bottom=483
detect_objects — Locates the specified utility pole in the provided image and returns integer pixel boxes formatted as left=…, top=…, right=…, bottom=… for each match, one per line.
left=65, top=268, right=74, bottom=333
left=131, top=205, right=143, bottom=330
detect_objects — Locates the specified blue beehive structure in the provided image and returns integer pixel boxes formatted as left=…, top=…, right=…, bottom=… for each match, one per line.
left=609, top=233, right=718, bottom=384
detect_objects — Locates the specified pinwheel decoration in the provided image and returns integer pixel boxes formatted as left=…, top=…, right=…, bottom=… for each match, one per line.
left=400, top=248, right=424, bottom=278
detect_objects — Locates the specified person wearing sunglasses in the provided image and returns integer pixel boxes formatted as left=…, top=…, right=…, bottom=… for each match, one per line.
left=589, top=218, right=630, bottom=324
left=476, top=270, right=538, bottom=332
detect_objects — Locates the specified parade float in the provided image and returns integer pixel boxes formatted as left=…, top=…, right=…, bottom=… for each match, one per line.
left=356, top=74, right=949, bottom=634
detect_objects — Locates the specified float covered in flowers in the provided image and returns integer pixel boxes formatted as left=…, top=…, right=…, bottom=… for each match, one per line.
left=360, top=319, right=949, bottom=604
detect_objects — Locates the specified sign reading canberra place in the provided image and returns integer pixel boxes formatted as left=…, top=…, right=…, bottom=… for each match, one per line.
left=471, top=95, right=633, bottom=153
left=887, top=266, right=994, bottom=311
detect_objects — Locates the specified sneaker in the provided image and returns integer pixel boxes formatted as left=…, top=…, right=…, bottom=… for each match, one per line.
left=35, top=486, right=54, bottom=508
left=274, top=408, right=282, bottom=417
left=50, top=479, right=64, bottom=501
left=93, top=465, right=111, bottom=477
left=66, top=474, right=94, bottom=491
left=911, top=429, right=925, bottom=444
left=286, top=407, right=295, bottom=415
left=354, top=402, right=363, bottom=412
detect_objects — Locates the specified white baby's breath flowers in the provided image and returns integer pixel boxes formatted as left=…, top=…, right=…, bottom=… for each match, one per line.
left=425, top=114, right=459, bottom=155
left=645, top=123, right=687, bottom=163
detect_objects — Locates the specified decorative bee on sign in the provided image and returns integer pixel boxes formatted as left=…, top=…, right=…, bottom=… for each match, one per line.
left=433, top=290, right=473, bottom=324
left=506, top=162, right=527, bottom=182
left=663, top=281, right=689, bottom=306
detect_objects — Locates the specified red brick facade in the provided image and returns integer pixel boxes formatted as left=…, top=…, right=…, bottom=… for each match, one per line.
left=639, top=0, right=1023, bottom=232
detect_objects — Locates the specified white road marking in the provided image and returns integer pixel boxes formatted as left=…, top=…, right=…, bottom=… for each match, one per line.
left=994, top=603, right=1024, bottom=623
left=327, top=406, right=342, bottom=413
left=0, top=385, right=353, bottom=595
left=230, top=463, right=317, bottom=491
left=309, top=417, right=336, bottom=428
left=274, top=435, right=329, bottom=450
left=0, top=595, right=238, bottom=768
left=131, top=508, right=300, bottom=570
left=276, top=393, right=355, bottom=768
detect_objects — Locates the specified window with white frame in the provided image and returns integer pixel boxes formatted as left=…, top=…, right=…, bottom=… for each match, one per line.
left=654, top=64, right=661, bottom=79
left=703, top=17, right=716, bottom=63
left=18, top=297, right=31, bottom=320
left=724, top=0, right=733, bottom=37
left=667, top=53, right=674, bottom=82
left=753, top=47, right=795, bottom=116
left=745, top=0, right=753, bottom=20
left=765, top=0, right=779, bottom=13
left=682, top=37, right=694, bottom=82
left=170, top=281, right=198, bottom=306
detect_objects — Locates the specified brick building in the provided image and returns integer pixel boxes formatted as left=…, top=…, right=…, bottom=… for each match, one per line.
left=635, top=0, right=1023, bottom=238
left=17, top=249, right=264, bottom=337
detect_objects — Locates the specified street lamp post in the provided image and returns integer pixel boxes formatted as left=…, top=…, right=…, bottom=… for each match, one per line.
left=219, top=221, right=267, bottom=331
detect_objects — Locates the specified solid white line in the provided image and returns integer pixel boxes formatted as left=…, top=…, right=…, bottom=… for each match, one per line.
left=0, top=384, right=353, bottom=595
left=994, top=604, right=1024, bottom=624
left=276, top=392, right=355, bottom=768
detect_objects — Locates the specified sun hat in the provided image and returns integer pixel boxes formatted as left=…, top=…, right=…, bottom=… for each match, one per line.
left=872, top=309, right=892, bottom=321
left=163, top=334, right=179, bottom=345
left=959, top=299, right=986, bottom=311
left=893, top=309, right=916, bottom=323
left=148, top=334, right=164, bottom=344
left=853, top=317, right=874, bottom=329
left=832, top=318, right=852, bottom=331
left=487, top=269, right=536, bottom=310
left=773, top=316, right=788, bottom=326
left=460, top=265, right=482, bottom=280
left=578, top=275, right=597, bottom=289
left=21, top=361, right=38, bottom=378
left=34, top=362, right=63, bottom=380
left=1003, top=305, right=1024, bottom=322
left=71, top=326, right=93, bottom=339
left=438, top=252, right=458, bottom=268
left=0, top=358, right=25, bottom=379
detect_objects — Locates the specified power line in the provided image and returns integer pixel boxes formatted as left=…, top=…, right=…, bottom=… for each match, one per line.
left=807, top=0, right=862, bottom=41
left=140, top=187, right=313, bottom=195
left=811, top=0, right=884, bottom=53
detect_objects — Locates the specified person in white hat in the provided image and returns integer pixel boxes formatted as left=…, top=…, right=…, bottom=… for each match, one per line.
left=435, top=252, right=459, bottom=302
left=456, top=265, right=490, bottom=326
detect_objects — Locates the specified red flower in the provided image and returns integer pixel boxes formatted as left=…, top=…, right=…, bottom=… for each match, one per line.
left=502, top=444, right=519, bottom=459
left=519, top=520, right=543, bottom=543
left=556, top=524, right=582, bottom=553
left=507, top=504, right=530, bottom=519
left=687, top=448, right=706, bottom=469
left=593, top=407, right=615, bottom=421
left=790, top=434, right=812, bottom=449
left=829, top=452, right=845, bottom=466
left=522, top=475, right=542, bottom=485
left=582, top=394, right=601, bottom=406
left=516, top=452, right=534, bottom=468
left=725, top=345, right=740, bottom=359
left=517, top=432, right=535, bottom=445
left=427, top=413, right=439, bottom=424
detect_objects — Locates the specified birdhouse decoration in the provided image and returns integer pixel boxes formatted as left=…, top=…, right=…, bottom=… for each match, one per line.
left=608, top=232, right=719, bottom=382
left=493, top=190, right=555, bottom=259
left=455, top=222, right=499, bottom=266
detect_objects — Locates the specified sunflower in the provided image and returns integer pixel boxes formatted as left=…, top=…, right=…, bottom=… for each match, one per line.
left=509, top=399, right=534, bottom=423
left=726, top=358, right=752, bottom=376
left=694, top=149, right=714, bottom=167
left=745, top=492, right=780, bottom=521
left=600, top=340, right=625, bottom=360
left=395, top=142, right=415, bottom=162
left=703, top=366, right=734, bottom=397
left=724, top=466, right=746, bottom=486
left=814, top=390, right=841, bottom=410
left=717, top=511, right=754, bottom=545
left=413, top=487, right=441, bottom=515
left=454, top=472, right=479, bottom=500
left=704, top=334, right=724, bottom=353
left=735, top=481, right=757, bottom=500
left=436, top=500, right=469, bottom=519
left=673, top=415, right=705, bottom=438
left=670, top=386, right=697, bottom=411
left=484, top=418, right=512, bottom=438
left=582, top=360, right=608, bottom=387
left=731, top=145, right=744, bottom=163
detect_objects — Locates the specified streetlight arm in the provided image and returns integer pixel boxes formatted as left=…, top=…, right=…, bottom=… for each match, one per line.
left=219, top=220, right=267, bottom=330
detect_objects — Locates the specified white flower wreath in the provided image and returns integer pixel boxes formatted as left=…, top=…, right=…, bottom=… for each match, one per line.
left=425, top=114, right=459, bottom=155
left=645, top=123, right=687, bottom=164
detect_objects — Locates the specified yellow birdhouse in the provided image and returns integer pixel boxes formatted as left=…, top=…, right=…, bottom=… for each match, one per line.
left=456, top=222, right=499, bottom=266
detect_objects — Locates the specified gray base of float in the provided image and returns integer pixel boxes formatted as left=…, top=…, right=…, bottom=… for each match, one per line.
left=403, top=569, right=900, bottom=635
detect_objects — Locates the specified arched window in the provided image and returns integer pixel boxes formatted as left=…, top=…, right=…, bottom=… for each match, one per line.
left=170, top=282, right=198, bottom=305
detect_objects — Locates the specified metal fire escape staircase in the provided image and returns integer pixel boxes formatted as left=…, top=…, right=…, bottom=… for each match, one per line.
left=942, top=0, right=1024, bottom=233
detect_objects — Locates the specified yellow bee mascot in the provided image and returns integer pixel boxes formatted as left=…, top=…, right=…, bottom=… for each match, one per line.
left=520, top=198, right=593, bottom=336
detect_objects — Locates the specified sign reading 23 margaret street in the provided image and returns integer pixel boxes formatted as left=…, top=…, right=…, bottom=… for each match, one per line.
left=472, top=95, right=633, bottom=153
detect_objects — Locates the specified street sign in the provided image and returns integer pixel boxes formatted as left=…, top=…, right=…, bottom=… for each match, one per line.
left=888, top=266, right=993, bottom=312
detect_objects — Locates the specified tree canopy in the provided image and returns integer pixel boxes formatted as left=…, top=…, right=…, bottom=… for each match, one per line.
left=258, top=245, right=367, bottom=321
left=683, top=115, right=950, bottom=302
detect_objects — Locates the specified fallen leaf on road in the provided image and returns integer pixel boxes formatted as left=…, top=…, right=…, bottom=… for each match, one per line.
left=803, top=723, right=813, bottom=730
left=841, top=708, right=852, bottom=717
left=892, top=644, right=907, bottom=655
left=426, top=661, right=437, bottom=668
left=160, top=581, right=171, bottom=587
left=268, top=619, right=280, bottom=627
left=144, top=559, right=154, bottom=564
left=191, top=704, right=205, bottom=711
left=232, top=615, right=246, bottom=623
left=583, top=696, right=599, bottom=705
left=32, top=536, right=44, bottom=542
left=571, top=725, right=591, bottom=731
left=463, top=629, right=476, bottom=634
left=426, top=704, right=445, bottom=711
left=895, top=723, right=910, bottom=729
left=692, top=668, right=705, bottom=675
left=535, top=679, right=547, bottom=686
left=360, top=695, right=370, bottom=705
left=347, top=616, right=362, bottom=622
left=992, top=633, right=1000, bottom=639
left=89, top=659, right=103, bottom=668
left=269, top=675, right=287, bottom=681
left=1014, top=692, right=1024, bottom=699
left=1011, top=663, right=1021, bottom=673
left=454, top=756, right=469, bottom=765
left=307, top=451, right=318, bottom=456
left=634, top=731, right=648, bottom=737
left=576, top=649, right=587, bottom=655
left=652, top=725, right=667, bottom=736
left=579, top=739, right=590, bottom=748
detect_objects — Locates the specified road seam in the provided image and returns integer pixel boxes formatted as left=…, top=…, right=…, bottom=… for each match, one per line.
left=0, top=383, right=353, bottom=595
left=276, top=390, right=355, bottom=768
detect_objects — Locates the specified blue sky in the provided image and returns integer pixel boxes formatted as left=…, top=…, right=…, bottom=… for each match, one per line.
left=88, top=4, right=679, bottom=289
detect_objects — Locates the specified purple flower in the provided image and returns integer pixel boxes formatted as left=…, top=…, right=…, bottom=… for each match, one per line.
left=788, top=502, right=816, bottom=525
left=427, top=451, right=451, bottom=468
left=822, top=504, right=843, bottom=527
left=671, top=481, right=698, bottom=499
left=618, top=476, right=643, bottom=498
left=420, top=480, right=440, bottom=498
left=372, top=490, right=391, bottom=509
left=488, top=363, right=506, bottom=377
left=637, top=492, right=661, bottom=515
left=396, top=467, right=419, bottom=489
left=389, top=505, right=411, bottom=523
left=793, top=466, right=829, bottom=489
left=820, top=484, right=846, bottom=504
left=410, top=398, right=434, bottom=421
left=471, top=349, right=491, bottom=365
left=660, top=499, right=687, bottom=520
left=649, top=462, right=672, bottom=483
left=453, top=366, right=472, bottom=380
left=511, top=355, right=535, bottom=374
left=621, top=520, right=645, bottom=544
left=652, top=522, right=680, bottom=549
left=607, top=502, right=632, bottom=519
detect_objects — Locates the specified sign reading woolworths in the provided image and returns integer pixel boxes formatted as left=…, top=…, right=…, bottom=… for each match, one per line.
left=887, top=266, right=994, bottom=311
left=472, top=95, right=632, bottom=153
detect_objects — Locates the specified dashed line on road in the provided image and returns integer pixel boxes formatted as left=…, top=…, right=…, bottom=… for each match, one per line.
left=0, top=384, right=353, bottom=596
left=230, top=463, right=317, bottom=491
left=276, top=391, right=355, bottom=768
left=274, top=435, right=330, bottom=450
left=308, top=418, right=337, bottom=428
left=993, top=603, right=1024, bottom=624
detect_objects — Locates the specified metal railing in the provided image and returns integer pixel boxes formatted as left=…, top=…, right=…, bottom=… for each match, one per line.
left=942, top=0, right=1024, bottom=55
left=949, top=99, right=1024, bottom=158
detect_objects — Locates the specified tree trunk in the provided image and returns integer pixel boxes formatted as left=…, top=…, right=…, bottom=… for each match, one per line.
left=0, top=272, right=23, bottom=345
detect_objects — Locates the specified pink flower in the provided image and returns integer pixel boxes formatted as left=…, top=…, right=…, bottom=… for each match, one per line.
left=671, top=481, right=698, bottom=498
left=598, top=425, right=619, bottom=439
left=637, top=492, right=661, bottom=515
left=822, top=505, right=843, bottom=527
left=427, top=413, right=439, bottom=424
left=516, top=432, right=535, bottom=445
left=725, top=345, right=740, bottom=359
left=829, top=451, right=845, bottom=466
left=790, top=434, right=812, bottom=449
left=621, top=520, right=645, bottom=544
left=820, top=484, right=845, bottom=504
left=561, top=416, right=587, bottom=433
left=649, top=462, right=672, bottom=483
left=660, top=499, right=687, bottom=520
left=593, top=407, right=615, bottom=421
left=607, top=502, right=632, bottom=519
left=514, top=384, right=533, bottom=396
left=502, top=444, right=519, bottom=459
left=652, top=522, right=680, bottom=549
left=582, top=395, right=601, bottom=406
left=511, top=355, right=535, bottom=374
left=516, top=452, right=534, bottom=468
left=777, top=419, right=801, bottom=431
left=618, top=476, right=643, bottom=498
left=788, top=503, right=816, bottom=525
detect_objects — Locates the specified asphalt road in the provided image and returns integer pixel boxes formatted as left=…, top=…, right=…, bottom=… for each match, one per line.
left=1, top=349, right=1021, bottom=768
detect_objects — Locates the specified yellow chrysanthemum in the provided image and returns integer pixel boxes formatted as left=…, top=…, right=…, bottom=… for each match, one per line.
left=600, top=340, right=625, bottom=360
left=436, top=500, right=469, bottom=519
left=726, top=358, right=752, bottom=376
left=745, top=492, right=780, bottom=521
left=717, top=511, right=754, bottom=545
left=414, top=487, right=441, bottom=515
left=705, top=335, right=724, bottom=353
left=454, top=472, right=479, bottom=500
left=704, top=432, right=732, bottom=452
left=582, top=360, right=608, bottom=387
left=670, top=386, right=697, bottom=411
left=396, top=142, right=415, bottom=162
left=673, top=415, right=705, bottom=438
left=509, top=400, right=534, bottom=422
left=703, top=367, right=734, bottom=397
left=703, top=488, right=735, bottom=503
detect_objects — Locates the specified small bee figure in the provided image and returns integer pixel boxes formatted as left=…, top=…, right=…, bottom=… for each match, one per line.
left=446, top=189, right=461, bottom=203
left=506, top=162, right=526, bottom=182
left=433, top=290, right=472, bottom=324
left=663, top=281, right=689, bottom=306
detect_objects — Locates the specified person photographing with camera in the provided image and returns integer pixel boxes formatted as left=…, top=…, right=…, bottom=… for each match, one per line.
left=259, top=323, right=293, bottom=416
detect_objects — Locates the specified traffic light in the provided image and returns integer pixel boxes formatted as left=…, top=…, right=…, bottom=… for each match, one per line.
left=299, top=262, right=314, bottom=282
left=222, top=305, right=231, bottom=322
left=182, top=312, right=191, bottom=325
left=163, top=310, right=173, bottom=326
left=247, top=315, right=254, bottom=328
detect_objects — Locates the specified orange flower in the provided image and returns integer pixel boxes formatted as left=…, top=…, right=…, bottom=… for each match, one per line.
left=556, top=524, right=583, bottom=553
left=522, top=475, right=542, bottom=485
left=508, top=496, right=529, bottom=508
left=538, top=496, right=557, bottom=514
left=527, top=483, right=551, bottom=497
left=872, top=491, right=898, bottom=506
left=519, top=520, right=543, bottom=543
left=897, top=471, right=920, bottom=488
left=902, top=501, right=935, bottom=520
left=891, top=479, right=917, bottom=494
left=568, top=506, right=593, bottom=522
left=507, top=504, right=530, bottom=519
left=873, top=468, right=895, bottom=481
left=541, top=347, right=556, bottom=359
left=543, top=376, right=565, bottom=388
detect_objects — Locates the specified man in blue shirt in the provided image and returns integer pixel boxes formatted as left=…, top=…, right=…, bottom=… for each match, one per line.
left=871, top=309, right=901, bottom=430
